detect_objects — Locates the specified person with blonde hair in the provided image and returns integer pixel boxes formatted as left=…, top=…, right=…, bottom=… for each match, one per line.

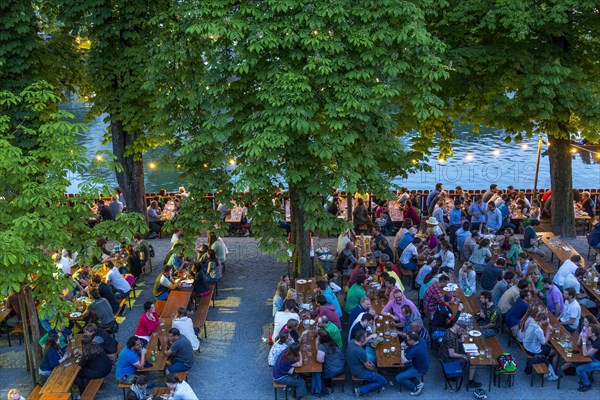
left=7, top=389, right=25, bottom=400
left=273, top=281, right=288, bottom=316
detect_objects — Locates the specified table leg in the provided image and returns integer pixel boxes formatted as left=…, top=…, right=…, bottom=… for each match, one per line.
left=465, top=363, right=471, bottom=391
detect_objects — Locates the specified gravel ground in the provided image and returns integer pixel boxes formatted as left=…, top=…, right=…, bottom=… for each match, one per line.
left=1, top=234, right=598, bottom=399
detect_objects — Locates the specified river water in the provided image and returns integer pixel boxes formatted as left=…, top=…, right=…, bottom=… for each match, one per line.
left=63, top=100, right=600, bottom=193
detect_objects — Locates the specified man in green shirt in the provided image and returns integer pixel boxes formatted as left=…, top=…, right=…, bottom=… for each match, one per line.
left=318, top=316, right=342, bottom=350
left=345, top=275, right=367, bottom=314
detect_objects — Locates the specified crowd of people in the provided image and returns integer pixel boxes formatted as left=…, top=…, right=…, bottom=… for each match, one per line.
left=268, top=184, right=600, bottom=397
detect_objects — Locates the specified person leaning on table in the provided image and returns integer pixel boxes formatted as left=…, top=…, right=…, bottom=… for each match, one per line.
left=164, top=373, right=199, bottom=400
left=153, top=264, right=181, bottom=301
left=116, top=336, right=147, bottom=384
left=273, top=342, right=308, bottom=400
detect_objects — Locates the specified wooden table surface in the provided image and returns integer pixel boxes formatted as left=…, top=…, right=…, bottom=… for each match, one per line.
left=295, top=325, right=322, bottom=373
left=40, top=336, right=83, bottom=394
left=139, top=331, right=169, bottom=373
left=160, top=290, right=192, bottom=319
left=538, top=232, right=578, bottom=264
left=545, top=307, right=591, bottom=364
left=295, top=277, right=317, bottom=305
left=40, top=394, right=72, bottom=400
left=0, top=306, right=11, bottom=324
left=153, top=387, right=171, bottom=397
left=582, top=280, right=600, bottom=303
left=372, top=314, right=403, bottom=368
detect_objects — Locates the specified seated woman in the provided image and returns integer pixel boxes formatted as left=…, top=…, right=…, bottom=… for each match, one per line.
left=523, top=312, right=559, bottom=381
left=204, top=249, right=222, bottom=283
left=469, top=238, right=491, bottom=273
left=125, top=243, right=143, bottom=279
left=172, top=307, right=200, bottom=352
left=268, top=330, right=292, bottom=367
left=152, top=265, right=181, bottom=301
left=165, top=373, right=199, bottom=400
left=458, top=262, right=476, bottom=297
left=74, top=335, right=112, bottom=394
left=191, top=262, right=211, bottom=300
left=126, top=375, right=152, bottom=400
left=273, top=342, right=307, bottom=400
left=273, top=281, right=288, bottom=317
left=134, top=301, right=160, bottom=344
left=39, top=332, right=71, bottom=378
left=505, top=236, right=522, bottom=266
left=316, top=330, right=345, bottom=393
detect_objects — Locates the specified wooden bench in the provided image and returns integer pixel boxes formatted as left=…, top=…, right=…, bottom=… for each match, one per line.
left=115, top=297, right=128, bottom=318
left=527, top=253, right=555, bottom=276
left=118, top=382, right=131, bottom=400
left=273, top=381, right=288, bottom=400
left=27, top=385, right=42, bottom=400
left=193, top=288, right=213, bottom=338
left=330, top=373, right=345, bottom=393
left=515, top=340, right=552, bottom=387
left=80, top=377, right=104, bottom=400
left=209, top=282, right=219, bottom=301
left=174, top=371, right=188, bottom=382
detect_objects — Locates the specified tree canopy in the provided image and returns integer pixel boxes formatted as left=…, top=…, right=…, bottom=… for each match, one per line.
left=146, top=0, right=449, bottom=273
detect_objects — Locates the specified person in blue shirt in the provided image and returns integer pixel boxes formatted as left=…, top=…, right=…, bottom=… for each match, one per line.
left=456, top=221, right=472, bottom=252
left=468, top=195, right=487, bottom=232
left=587, top=217, right=600, bottom=248
left=396, top=331, right=430, bottom=395
left=39, top=332, right=71, bottom=376
left=116, top=336, right=148, bottom=384
left=398, top=227, right=417, bottom=255
left=317, top=280, right=342, bottom=318
left=485, top=201, right=503, bottom=233
left=426, top=183, right=442, bottom=210
left=506, top=289, right=531, bottom=336
left=449, top=200, right=464, bottom=248
left=496, top=195, right=516, bottom=231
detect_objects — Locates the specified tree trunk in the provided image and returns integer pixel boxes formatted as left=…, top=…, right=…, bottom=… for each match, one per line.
left=289, top=183, right=312, bottom=278
left=111, top=119, right=147, bottom=220
left=548, top=134, right=576, bottom=237
left=19, top=285, right=41, bottom=383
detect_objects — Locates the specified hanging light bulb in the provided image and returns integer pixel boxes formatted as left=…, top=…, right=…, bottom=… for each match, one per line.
left=149, top=162, right=156, bottom=169
left=465, top=154, right=474, bottom=161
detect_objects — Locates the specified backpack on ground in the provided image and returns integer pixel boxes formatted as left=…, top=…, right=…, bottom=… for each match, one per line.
left=496, top=352, right=517, bottom=374
left=148, top=243, right=155, bottom=258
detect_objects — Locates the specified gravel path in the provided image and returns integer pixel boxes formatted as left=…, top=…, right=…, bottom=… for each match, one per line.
left=1, top=235, right=598, bottom=399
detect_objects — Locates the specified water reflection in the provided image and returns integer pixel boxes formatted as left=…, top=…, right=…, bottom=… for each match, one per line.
left=63, top=100, right=600, bottom=193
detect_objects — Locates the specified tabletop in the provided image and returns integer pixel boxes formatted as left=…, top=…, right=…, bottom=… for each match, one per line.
left=40, top=394, right=72, bottom=400
left=538, top=232, right=578, bottom=264
left=372, top=314, right=403, bottom=368
left=160, top=290, right=192, bottom=319
left=294, top=324, right=322, bottom=374
left=139, top=331, right=169, bottom=373
left=0, top=306, right=12, bottom=324
left=545, top=308, right=591, bottom=364
left=40, top=336, right=83, bottom=394
left=295, top=277, right=317, bottom=305
left=448, top=286, right=504, bottom=367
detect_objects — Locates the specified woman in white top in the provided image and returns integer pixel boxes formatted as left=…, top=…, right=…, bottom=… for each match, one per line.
left=165, top=374, right=199, bottom=400
left=268, top=330, right=292, bottom=366
left=172, top=308, right=200, bottom=351
left=273, top=299, right=300, bottom=337
left=434, top=241, right=455, bottom=273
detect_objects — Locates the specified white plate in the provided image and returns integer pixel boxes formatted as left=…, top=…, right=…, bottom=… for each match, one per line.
left=296, top=279, right=307, bottom=284
left=468, top=330, right=482, bottom=337
left=443, top=287, right=455, bottom=292
left=300, top=303, right=312, bottom=310
left=446, top=283, right=458, bottom=290
left=70, top=312, right=82, bottom=318
left=303, top=319, right=315, bottom=326
left=77, top=296, right=88, bottom=302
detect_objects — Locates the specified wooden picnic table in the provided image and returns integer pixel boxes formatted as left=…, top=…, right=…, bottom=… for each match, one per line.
left=448, top=285, right=505, bottom=392
left=138, top=331, right=169, bottom=373
left=545, top=306, right=591, bottom=366
left=0, top=304, right=12, bottom=324
left=160, top=290, right=192, bottom=319
left=40, top=394, right=72, bottom=400
left=372, top=314, right=403, bottom=368
left=152, top=387, right=171, bottom=397
left=295, top=324, right=322, bottom=374
left=538, top=232, right=578, bottom=264
left=581, top=280, right=600, bottom=303
left=40, top=336, right=83, bottom=394
left=295, top=277, right=317, bottom=305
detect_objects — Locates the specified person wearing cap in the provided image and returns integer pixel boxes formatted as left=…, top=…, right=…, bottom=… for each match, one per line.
left=468, top=195, right=487, bottom=232
left=441, top=319, right=482, bottom=388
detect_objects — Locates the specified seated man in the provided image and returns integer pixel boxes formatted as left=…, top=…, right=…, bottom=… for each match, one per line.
left=559, top=287, right=581, bottom=333
left=381, top=288, right=420, bottom=326
left=163, top=328, right=195, bottom=374
left=73, top=264, right=92, bottom=288
left=310, top=295, right=341, bottom=329
left=505, top=290, right=531, bottom=337
left=346, top=329, right=387, bottom=397
left=441, top=320, right=481, bottom=388
left=82, top=288, right=115, bottom=331
left=336, top=241, right=357, bottom=273
left=105, top=262, right=132, bottom=299
left=476, top=290, right=499, bottom=337
left=587, top=216, right=600, bottom=248
left=396, top=331, right=429, bottom=395
left=344, top=275, right=368, bottom=314
left=317, top=316, right=343, bottom=350
left=92, top=274, right=120, bottom=314
left=115, top=336, right=147, bottom=384
left=423, top=274, right=450, bottom=317
left=348, top=297, right=371, bottom=328
left=153, top=265, right=181, bottom=301
left=576, top=325, right=600, bottom=392
left=430, top=295, right=463, bottom=332
left=399, top=237, right=422, bottom=271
